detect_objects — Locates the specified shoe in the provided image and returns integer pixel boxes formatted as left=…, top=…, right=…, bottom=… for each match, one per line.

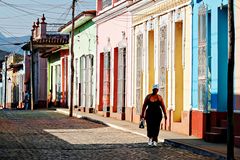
left=148, top=138, right=153, bottom=146
left=153, top=141, right=157, bottom=147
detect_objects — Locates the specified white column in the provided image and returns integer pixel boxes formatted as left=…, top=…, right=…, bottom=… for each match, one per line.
left=154, top=17, right=159, bottom=84
left=171, top=11, right=176, bottom=110
left=130, top=27, right=135, bottom=107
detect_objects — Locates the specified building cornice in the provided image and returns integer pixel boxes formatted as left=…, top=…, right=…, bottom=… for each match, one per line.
left=58, top=10, right=96, bottom=33
left=132, top=0, right=191, bottom=25
left=127, top=0, right=152, bottom=13
left=93, top=1, right=132, bottom=24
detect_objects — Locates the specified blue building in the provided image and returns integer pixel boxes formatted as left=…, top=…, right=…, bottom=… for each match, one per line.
left=191, top=0, right=229, bottom=141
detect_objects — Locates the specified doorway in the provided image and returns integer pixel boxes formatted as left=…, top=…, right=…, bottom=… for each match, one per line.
left=174, top=21, right=183, bottom=122
left=148, top=30, right=155, bottom=93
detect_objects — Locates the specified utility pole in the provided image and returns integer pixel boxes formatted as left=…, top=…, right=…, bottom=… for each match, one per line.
left=227, top=0, right=235, bottom=159
left=30, top=36, right=34, bottom=111
left=69, top=0, right=76, bottom=117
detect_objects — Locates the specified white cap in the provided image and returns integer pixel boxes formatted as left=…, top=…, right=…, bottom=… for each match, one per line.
left=152, top=84, right=159, bottom=90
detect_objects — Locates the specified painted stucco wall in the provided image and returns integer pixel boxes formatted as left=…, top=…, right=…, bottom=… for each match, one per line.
left=192, top=0, right=228, bottom=112
left=96, top=12, right=132, bottom=108
left=73, top=21, right=96, bottom=57
left=48, top=52, right=60, bottom=101
left=68, top=20, right=96, bottom=107
left=133, top=5, right=192, bottom=112
left=235, top=0, right=240, bottom=110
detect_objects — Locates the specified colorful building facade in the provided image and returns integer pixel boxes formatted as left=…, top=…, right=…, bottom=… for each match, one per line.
left=41, top=47, right=69, bottom=108
left=22, top=15, right=69, bottom=109
left=129, top=0, right=192, bottom=135
left=95, top=0, right=133, bottom=120
left=60, top=10, right=96, bottom=112
left=191, top=0, right=239, bottom=145
left=2, top=53, right=24, bottom=109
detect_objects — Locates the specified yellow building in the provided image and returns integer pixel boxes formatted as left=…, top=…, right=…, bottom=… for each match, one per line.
left=129, top=0, right=192, bottom=135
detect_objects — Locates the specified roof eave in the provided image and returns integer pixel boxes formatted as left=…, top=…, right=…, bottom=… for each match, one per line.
left=60, top=14, right=95, bottom=33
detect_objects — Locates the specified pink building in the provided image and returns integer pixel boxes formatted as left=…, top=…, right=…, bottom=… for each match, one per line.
left=94, top=0, right=135, bottom=121
left=22, top=15, right=69, bottom=109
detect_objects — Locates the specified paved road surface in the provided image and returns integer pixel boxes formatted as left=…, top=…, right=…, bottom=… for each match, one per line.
left=0, top=110, right=215, bottom=160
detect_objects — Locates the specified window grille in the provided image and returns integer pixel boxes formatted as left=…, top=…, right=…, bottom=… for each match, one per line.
left=56, top=65, right=61, bottom=102
left=75, top=59, right=79, bottom=106
left=85, top=55, right=94, bottom=108
left=136, top=34, right=143, bottom=114
left=198, top=4, right=207, bottom=110
left=103, top=52, right=110, bottom=112
left=80, top=56, right=86, bottom=107
left=117, top=48, right=126, bottom=113
left=159, top=26, right=167, bottom=103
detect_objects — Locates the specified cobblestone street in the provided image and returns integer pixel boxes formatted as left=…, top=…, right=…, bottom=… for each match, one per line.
left=0, top=110, right=216, bottom=160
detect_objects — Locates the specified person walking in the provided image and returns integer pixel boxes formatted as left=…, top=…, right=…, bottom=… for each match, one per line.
left=48, top=89, right=53, bottom=108
left=24, top=91, right=30, bottom=110
left=140, top=84, right=167, bottom=147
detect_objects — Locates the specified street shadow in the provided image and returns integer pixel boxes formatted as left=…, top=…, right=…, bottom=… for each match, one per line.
left=164, top=138, right=240, bottom=160
left=0, top=110, right=216, bottom=160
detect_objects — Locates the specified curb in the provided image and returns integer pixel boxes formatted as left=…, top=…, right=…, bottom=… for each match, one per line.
left=164, top=139, right=226, bottom=160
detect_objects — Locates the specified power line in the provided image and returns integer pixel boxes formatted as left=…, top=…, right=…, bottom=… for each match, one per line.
left=76, top=0, right=95, bottom=11
left=11, top=3, right=73, bottom=15
left=0, top=0, right=67, bottom=21
left=0, top=26, right=22, bottom=43
left=27, top=0, right=71, bottom=8
left=0, top=0, right=38, bottom=16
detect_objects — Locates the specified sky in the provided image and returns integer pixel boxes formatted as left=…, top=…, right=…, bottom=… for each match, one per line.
left=0, top=0, right=96, bottom=38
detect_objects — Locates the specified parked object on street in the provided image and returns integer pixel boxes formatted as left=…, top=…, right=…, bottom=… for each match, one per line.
left=141, top=84, right=167, bottom=146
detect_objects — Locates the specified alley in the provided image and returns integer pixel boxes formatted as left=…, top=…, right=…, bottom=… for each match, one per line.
left=0, top=110, right=215, bottom=160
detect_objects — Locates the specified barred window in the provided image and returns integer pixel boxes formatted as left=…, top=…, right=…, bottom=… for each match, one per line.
left=80, top=56, right=86, bottom=107
left=159, top=26, right=167, bottom=103
left=85, top=55, right=94, bottom=108
left=117, top=47, right=126, bottom=113
left=136, top=34, right=143, bottom=114
left=103, top=52, right=111, bottom=111
left=198, top=4, right=207, bottom=110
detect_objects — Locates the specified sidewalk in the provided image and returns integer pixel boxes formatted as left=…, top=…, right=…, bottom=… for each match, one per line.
left=56, top=108, right=240, bottom=160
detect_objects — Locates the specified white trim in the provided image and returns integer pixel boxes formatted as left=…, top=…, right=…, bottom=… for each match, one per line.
left=144, top=21, right=148, bottom=95
left=127, top=0, right=151, bottom=13
left=132, top=1, right=191, bottom=27
left=114, top=0, right=126, bottom=7
left=234, top=110, right=240, bottom=113
left=99, top=5, right=112, bottom=14
left=154, top=17, right=159, bottom=83
left=191, top=108, right=201, bottom=111
left=182, top=7, right=186, bottom=69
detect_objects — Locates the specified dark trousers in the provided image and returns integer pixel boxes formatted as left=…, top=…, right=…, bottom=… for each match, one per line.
left=146, top=118, right=162, bottom=141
